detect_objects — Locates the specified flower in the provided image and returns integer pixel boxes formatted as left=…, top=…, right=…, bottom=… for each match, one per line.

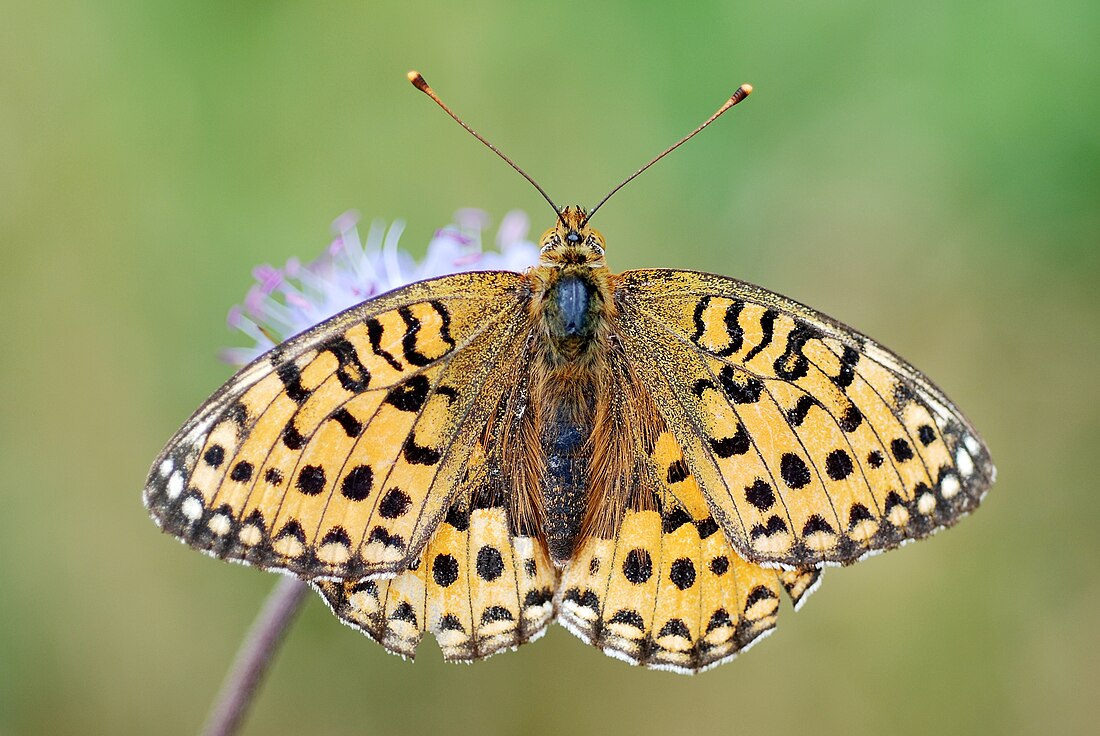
left=221, top=209, right=539, bottom=366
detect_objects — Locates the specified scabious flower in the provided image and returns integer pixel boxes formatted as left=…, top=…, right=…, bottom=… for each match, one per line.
left=221, top=209, right=539, bottom=366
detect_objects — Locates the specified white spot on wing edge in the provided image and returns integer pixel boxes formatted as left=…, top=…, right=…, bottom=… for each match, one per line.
left=917, top=493, right=937, bottom=515
left=208, top=513, right=232, bottom=536
left=181, top=496, right=203, bottom=521
left=166, top=472, right=184, bottom=499
left=940, top=474, right=961, bottom=499
left=159, top=459, right=174, bottom=477
left=963, top=434, right=982, bottom=456
left=956, top=447, right=975, bottom=477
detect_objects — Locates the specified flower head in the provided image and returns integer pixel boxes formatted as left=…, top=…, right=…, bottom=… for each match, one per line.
left=221, top=209, right=538, bottom=366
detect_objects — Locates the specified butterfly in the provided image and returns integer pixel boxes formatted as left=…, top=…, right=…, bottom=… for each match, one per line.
left=144, top=73, right=994, bottom=673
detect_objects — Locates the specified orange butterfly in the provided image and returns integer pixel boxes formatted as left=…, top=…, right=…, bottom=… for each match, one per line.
left=145, top=73, right=993, bottom=673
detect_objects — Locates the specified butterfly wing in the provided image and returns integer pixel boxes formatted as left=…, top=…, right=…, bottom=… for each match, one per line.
left=315, top=443, right=559, bottom=661
left=559, top=421, right=822, bottom=672
left=144, top=271, right=532, bottom=580
left=612, top=269, right=995, bottom=569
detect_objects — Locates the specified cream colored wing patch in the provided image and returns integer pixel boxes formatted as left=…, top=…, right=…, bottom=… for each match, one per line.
left=614, top=269, right=994, bottom=569
left=145, top=272, right=530, bottom=579
left=315, top=490, right=558, bottom=662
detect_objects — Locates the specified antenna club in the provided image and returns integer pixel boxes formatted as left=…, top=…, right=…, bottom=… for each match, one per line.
left=730, top=84, right=753, bottom=106
left=408, top=70, right=429, bottom=92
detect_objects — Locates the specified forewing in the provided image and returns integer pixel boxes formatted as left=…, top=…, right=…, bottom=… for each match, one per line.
left=144, top=271, right=531, bottom=579
left=315, top=449, right=559, bottom=661
left=614, top=269, right=994, bottom=568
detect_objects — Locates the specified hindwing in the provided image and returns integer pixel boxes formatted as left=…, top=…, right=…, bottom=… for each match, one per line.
left=559, top=425, right=819, bottom=673
left=315, top=451, right=559, bottom=661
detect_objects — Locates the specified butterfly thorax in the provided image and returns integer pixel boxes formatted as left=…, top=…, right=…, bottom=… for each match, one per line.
left=530, top=207, right=613, bottom=365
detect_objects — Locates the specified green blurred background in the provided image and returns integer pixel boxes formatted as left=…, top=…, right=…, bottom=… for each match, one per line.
left=2, top=1, right=1098, bottom=734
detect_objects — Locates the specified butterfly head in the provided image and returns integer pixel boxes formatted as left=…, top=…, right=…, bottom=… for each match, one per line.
left=539, top=207, right=607, bottom=268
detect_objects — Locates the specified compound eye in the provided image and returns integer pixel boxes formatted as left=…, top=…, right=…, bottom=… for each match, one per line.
left=565, top=230, right=582, bottom=244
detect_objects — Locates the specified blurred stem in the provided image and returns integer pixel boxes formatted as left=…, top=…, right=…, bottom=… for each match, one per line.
left=202, top=576, right=309, bottom=736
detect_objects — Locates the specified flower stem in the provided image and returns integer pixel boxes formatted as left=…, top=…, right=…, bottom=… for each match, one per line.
left=201, top=576, right=310, bottom=736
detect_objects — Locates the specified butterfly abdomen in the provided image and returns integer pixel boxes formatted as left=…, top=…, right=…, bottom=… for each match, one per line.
left=542, top=406, right=590, bottom=563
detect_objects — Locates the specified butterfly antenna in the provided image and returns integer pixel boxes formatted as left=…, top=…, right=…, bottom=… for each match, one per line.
left=408, top=71, right=566, bottom=227
left=582, top=83, right=753, bottom=227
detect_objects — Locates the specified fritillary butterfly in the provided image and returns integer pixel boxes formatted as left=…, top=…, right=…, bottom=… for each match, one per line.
left=145, top=73, right=994, bottom=673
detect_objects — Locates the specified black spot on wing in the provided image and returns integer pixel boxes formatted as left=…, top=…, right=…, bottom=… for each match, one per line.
left=367, top=526, right=405, bottom=549
left=296, top=465, right=326, bottom=496
left=780, top=453, right=811, bottom=489
left=666, top=459, right=689, bottom=484
left=833, top=345, right=860, bottom=388
left=825, top=449, right=854, bottom=480
left=331, top=408, right=363, bottom=437
left=341, top=465, right=373, bottom=501
left=717, top=366, right=764, bottom=404
left=658, top=618, right=692, bottom=639
left=742, top=308, right=777, bottom=362
left=320, top=527, right=351, bottom=547
left=481, top=606, right=514, bottom=624
left=444, top=504, right=470, bottom=531
left=848, top=503, right=874, bottom=529
left=690, top=297, right=745, bottom=356
left=366, top=317, right=403, bottom=371
left=564, top=588, right=600, bottom=611
left=203, top=445, right=225, bottom=468
left=281, top=422, right=306, bottom=450
left=230, top=461, right=253, bottom=483
left=774, top=322, right=821, bottom=382
left=622, top=549, right=653, bottom=584
left=707, top=609, right=732, bottom=632
left=891, top=438, right=915, bottom=462
left=404, top=438, right=441, bottom=466
left=391, top=601, right=417, bottom=625
left=745, top=585, right=778, bottom=608
left=662, top=507, right=692, bottom=533
left=710, top=424, right=750, bottom=458
left=696, top=517, right=720, bottom=539
left=398, top=301, right=455, bottom=367
left=668, top=558, right=696, bottom=590
left=275, top=361, right=310, bottom=404
left=744, top=479, right=775, bottom=510
left=787, top=395, right=816, bottom=427
left=524, top=589, right=552, bottom=608
left=801, top=515, right=835, bottom=536
left=476, top=546, right=505, bottom=581
left=433, top=553, right=459, bottom=587
left=226, top=402, right=250, bottom=425
left=438, top=614, right=464, bottom=632
left=608, top=609, right=645, bottom=629
left=751, top=515, right=788, bottom=539
left=385, top=374, right=431, bottom=412
left=838, top=404, right=863, bottom=432
left=321, top=336, right=370, bottom=393
left=378, top=488, right=411, bottom=518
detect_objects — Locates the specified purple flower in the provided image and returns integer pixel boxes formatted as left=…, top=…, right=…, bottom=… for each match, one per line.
left=221, top=209, right=538, bottom=366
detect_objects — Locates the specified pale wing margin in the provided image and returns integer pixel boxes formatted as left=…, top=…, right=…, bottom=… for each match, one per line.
left=612, top=269, right=994, bottom=568
left=144, top=271, right=533, bottom=579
